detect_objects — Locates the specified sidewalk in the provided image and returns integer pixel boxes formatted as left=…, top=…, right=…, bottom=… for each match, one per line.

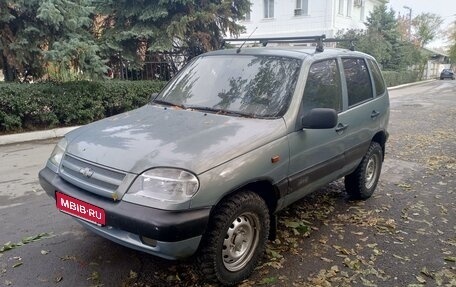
left=0, top=79, right=437, bottom=146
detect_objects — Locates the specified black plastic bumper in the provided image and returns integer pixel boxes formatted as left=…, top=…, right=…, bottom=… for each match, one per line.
left=39, top=167, right=210, bottom=242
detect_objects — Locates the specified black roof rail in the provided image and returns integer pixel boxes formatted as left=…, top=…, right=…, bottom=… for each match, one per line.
left=223, top=35, right=357, bottom=52
left=324, top=38, right=357, bottom=51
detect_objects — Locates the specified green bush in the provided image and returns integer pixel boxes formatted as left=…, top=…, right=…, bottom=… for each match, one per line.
left=0, top=80, right=166, bottom=133
left=383, top=70, right=420, bottom=87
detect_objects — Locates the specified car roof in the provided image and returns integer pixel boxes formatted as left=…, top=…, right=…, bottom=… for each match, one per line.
left=203, top=47, right=373, bottom=61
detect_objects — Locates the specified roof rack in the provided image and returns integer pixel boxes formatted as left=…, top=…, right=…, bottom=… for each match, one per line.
left=223, top=35, right=357, bottom=52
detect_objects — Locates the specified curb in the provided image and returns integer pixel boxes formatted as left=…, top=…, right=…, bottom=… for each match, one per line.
left=0, top=79, right=438, bottom=146
left=0, top=126, right=80, bottom=146
left=387, top=79, right=436, bottom=91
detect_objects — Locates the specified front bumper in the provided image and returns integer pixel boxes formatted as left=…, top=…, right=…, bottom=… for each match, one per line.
left=39, top=167, right=210, bottom=260
left=441, top=74, right=455, bottom=79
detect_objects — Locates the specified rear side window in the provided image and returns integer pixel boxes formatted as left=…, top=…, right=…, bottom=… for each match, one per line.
left=302, top=59, right=342, bottom=113
left=342, top=58, right=373, bottom=107
left=367, top=59, right=386, bottom=96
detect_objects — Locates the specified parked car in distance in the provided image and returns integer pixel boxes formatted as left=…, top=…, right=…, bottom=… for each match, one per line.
left=440, top=69, right=455, bottom=80
left=39, top=35, right=390, bottom=286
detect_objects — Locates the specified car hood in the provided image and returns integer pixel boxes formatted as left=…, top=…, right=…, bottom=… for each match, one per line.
left=65, top=105, right=287, bottom=175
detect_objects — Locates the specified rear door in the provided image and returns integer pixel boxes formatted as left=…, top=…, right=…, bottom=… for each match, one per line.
left=338, top=57, right=388, bottom=172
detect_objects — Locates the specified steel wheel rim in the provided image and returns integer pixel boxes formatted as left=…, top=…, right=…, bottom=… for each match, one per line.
left=365, top=153, right=380, bottom=189
left=222, top=212, right=260, bottom=272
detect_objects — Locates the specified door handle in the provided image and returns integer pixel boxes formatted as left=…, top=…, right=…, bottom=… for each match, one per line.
left=371, top=110, right=380, bottom=118
left=335, top=123, right=349, bottom=133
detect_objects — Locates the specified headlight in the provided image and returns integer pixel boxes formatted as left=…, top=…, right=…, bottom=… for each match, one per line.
left=127, top=168, right=199, bottom=203
left=49, top=138, right=68, bottom=167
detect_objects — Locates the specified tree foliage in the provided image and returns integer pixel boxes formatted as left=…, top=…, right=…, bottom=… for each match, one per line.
left=95, top=0, right=250, bottom=68
left=336, top=2, right=424, bottom=72
left=365, top=3, right=399, bottom=44
left=0, top=0, right=250, bottom=81
left=412, top=13, right=443, bottom=48
left=449, top=21, right=456, bottom=65
left=0, top=0, right=46, bottom=81
left=37, top=0, right=107, bottom=81
left=0, top=0, right=107, bottom=81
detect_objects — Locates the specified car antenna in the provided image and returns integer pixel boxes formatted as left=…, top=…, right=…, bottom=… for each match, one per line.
left=237, top=27, right=258, bottom=54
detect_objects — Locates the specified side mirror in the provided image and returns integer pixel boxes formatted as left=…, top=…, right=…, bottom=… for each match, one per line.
left=301, top=108, right=338, bottom=129
left=149, top=93, right=158, bottom=102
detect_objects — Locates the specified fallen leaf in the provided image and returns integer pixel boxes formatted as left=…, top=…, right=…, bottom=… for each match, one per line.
left=420, top=267, right=433, bottom=279
left=415, top=275, right=426, bottom=283
left=360, top=276, right=377, bottom=287
left=87, top=271, right=100, bottom=281
left=320, top=257, right=333, bottom=263
left=59, top=255, right=76, bottom=261
left=393, top=254, right=410, bottom=261
left=0, top=233, right=53, bottom=254
left=258, top=276, right=277, bottom=285
left=129, top=270, right=138, bottom=279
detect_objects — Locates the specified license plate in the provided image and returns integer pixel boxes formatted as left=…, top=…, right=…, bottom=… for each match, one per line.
left=56, top=192, right=106, bottom=226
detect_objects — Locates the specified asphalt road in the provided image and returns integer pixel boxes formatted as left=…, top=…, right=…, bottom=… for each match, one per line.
left=0, top=80, right=455, bottom=287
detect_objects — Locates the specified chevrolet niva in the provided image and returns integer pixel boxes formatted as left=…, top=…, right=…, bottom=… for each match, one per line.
left=39, top=36, right=389, bottom=285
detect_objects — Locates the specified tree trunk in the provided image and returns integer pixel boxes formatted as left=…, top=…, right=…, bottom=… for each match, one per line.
left=2, top=55, right=16, bottom=82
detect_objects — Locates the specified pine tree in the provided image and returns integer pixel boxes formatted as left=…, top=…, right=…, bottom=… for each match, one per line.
left=0, top=0, right=46, bottom=81
left=37, top=0, right=107, bottom=81
left=336, top=3, right=423, bottom=72
left=0, top=0, right=107, bottom=81
left=364, top=3, right=401, bottom=70
left=95, top=0, right=250, bottom=68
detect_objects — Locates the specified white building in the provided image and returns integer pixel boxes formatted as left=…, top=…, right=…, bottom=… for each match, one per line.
left=239, top=0, right=383, bottom=38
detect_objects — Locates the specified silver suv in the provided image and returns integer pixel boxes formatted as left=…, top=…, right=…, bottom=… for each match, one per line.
left=39, top=36, right=389, bottom=285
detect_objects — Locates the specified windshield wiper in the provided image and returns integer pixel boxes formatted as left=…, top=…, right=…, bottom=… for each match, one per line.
left=186, top=106, right=255, bottom=118
left=153, top=99, right=186, bottom=109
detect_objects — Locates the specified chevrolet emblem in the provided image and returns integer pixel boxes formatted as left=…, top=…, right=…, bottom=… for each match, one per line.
left=79, top=167, right=94, bottom=178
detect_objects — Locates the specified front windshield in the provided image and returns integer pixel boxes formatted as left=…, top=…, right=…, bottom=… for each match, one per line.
left=155, top=55, right=302, bottom=118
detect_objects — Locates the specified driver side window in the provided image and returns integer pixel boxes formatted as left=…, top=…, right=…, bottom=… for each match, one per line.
left=302, top=59, right=342, bottom=114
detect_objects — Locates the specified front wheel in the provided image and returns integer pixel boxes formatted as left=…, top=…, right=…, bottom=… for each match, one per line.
left=345, top=142, right=383, bottom=200
left=197, top=191, right=270, bottom=285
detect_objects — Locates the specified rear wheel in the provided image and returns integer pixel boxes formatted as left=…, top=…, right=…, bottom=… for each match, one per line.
left=197, top=191, right=269, bottom=285
left=345, top=142, right=383, bottom=200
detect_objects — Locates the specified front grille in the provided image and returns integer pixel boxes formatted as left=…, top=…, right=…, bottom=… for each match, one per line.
left=60, top=154, right=126, bottom=198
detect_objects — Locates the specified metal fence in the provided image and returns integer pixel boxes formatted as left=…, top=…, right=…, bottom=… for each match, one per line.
left=109, top=54, right=186, bottom=81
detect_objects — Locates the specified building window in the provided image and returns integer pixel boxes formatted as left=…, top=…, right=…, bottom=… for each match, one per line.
left=347, top=0, right=352, bottom=17
left=295, top=0, right=309, bottom=16
left=264, top=0, right=274, bottom=18
left=338, top=0, right=344, bottom=15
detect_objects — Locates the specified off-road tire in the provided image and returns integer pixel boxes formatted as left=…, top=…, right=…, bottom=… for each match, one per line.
left=345, top=141, right=383, bottom=200
left=197, top=191, right=270, bottom=286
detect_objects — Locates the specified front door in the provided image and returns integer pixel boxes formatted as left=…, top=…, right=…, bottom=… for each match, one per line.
left=285, top=59, right=346, bottom=206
